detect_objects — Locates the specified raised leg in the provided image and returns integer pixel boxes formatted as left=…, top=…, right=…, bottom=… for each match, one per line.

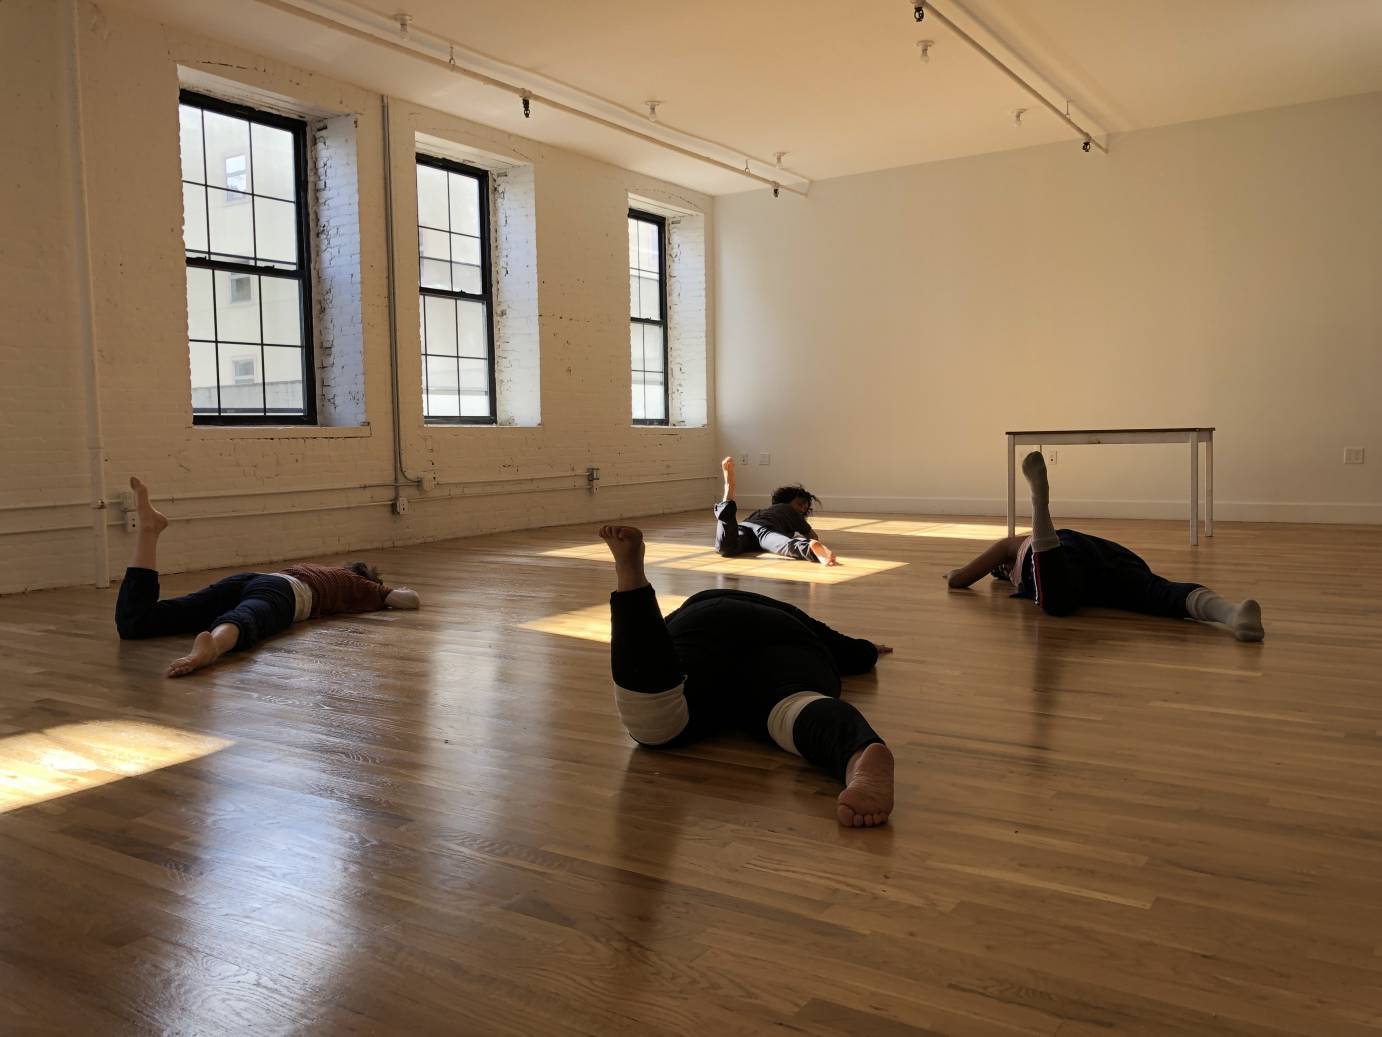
left=1006, top=435, right=1017, bottom=537
left=1189, top=433, right=1200, bottom=546
left=1206, top=434, right=1215, bottom=537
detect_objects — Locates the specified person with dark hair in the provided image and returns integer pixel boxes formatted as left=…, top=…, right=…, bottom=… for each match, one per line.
left=713, top=457, right=840, bottom=565
left=601, top=524, right=894, bottom=827
left=944, top=453, right=1265, bottom=641
left=115, top=477, right=422, bottom=677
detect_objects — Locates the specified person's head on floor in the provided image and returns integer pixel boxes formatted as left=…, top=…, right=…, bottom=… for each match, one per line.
left=347, top=561, right=383, bottom=584
left=771, top=484, right=821, bottom=516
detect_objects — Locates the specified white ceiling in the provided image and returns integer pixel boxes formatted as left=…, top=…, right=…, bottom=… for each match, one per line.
left=113, top=0, right=1382, bottom=194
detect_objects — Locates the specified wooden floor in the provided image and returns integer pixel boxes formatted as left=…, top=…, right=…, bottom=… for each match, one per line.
left=3, top=512, right=1382, bottom=1036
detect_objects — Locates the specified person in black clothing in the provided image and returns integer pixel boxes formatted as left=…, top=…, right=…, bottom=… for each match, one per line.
left=944, top=453, right=1265, bottom=642
left=601, top=523, right=894, bottom=827
left=713, top=456, right=839, bottom=565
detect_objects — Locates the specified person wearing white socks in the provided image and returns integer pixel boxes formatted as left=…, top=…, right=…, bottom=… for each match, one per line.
left=944, top=452, right=1264, bottom=643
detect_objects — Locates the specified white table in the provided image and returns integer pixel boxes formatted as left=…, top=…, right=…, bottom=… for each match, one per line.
left=1006, top=428, right=1215, bottom=545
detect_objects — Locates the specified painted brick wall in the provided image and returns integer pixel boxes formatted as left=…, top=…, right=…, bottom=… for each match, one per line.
left=0, top=0, right=717, bottom=593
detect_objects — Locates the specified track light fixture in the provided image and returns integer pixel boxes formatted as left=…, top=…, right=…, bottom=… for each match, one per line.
left=1082, top=138, right=1092, bottom=152
left=913, top=1, right=925, bottom=22
left=520, top=90, right=531, bottom=118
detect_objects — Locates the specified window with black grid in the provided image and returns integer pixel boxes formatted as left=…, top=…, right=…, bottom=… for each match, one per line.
left=416, top=156, right=496, bottom=424
left=628, top=210, right=668, bottom=425
left=178, top=90, right=314, bottom=423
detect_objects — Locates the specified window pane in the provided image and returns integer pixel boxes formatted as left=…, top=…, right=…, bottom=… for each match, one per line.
left=417, top=164, right=449, bottom=229
left=638, top=221, right=660, bottom=272
left=189, top=341, right=218, bottom=414
left=631, top=381, right=645, bottom=421
left=186, top=268, right=214, bottom=341
left=251, top=123, right=295, bottom=200
left=628, top=219, right=639, bottom=270
left=630, top=323, right=644, bottom=372
left=264, top=346, right=305, bottom=414
left=179, top=106, right=205, bottom=183
left=214, top=270, right=260, bottom=343
left=629, top=274, right=641, bottom=319
left=449, top=173, right=480, bottom=236
left=422, top=295, right=458, bottom=355
left=182, top=184, right=208, bottom=254
left=457, top=300, right=487, bottom=357
left=218, top=342, right=263, bottom=414
left=638, top=275, right=660, bottom=319
left=643, top=373, right=667, bottom=421
left=426, top=356, right=460, bottom=417
left=254, top=196, right=297, bottom=266
left=459, top=358, right=490, bottom=417
left=261, top=276, right=302, bottom=345
left=420, top=259, right=451, bottom=292
left=452, top=263, right=482, bottom=295
left=419, top=227, right=449, bottom=261
left=640, top=324, right=665, bottom=373
left=450, top=234, right=481, bottom=294
left=203, top=111, right=251, bottom=191
left=207, top=187, right=254, bottom=259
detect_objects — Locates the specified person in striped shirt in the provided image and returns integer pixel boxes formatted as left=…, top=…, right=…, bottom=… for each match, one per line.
left=943, top=453, right=1264, bottom=642
left=114, top=477, right=421, bottom=677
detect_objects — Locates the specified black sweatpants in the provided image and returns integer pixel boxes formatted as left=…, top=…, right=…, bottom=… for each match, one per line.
left=115, top=567, right=296, bottom=651
left=712, top=500, right=815, bottom=562
left=1022, top=530, right=1201, bottom=619
left=610, top=585, right=882, bottom=781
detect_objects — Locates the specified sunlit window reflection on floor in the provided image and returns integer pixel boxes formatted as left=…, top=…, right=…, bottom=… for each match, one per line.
left=521, top=595, right=689, bottom=643
left=539, top=542, right=906, bottom=584
left=808, top=518, right=1028, bottom=540
left=0, top=720, right=233, bottom=813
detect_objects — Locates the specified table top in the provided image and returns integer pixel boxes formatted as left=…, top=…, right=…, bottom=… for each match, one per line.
left=1007, top=427, right=1214, bottom=435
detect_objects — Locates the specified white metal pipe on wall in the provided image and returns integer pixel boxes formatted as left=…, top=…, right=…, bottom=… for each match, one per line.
left=64, top=0, right=111, bottom=587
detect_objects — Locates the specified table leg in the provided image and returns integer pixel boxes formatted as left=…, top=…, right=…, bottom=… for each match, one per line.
left=1189, top=433, right=1199, bottom=546
left=1007, top=435, right=1016, bottom=537
left=1206, top=433, right=1214, bottom=537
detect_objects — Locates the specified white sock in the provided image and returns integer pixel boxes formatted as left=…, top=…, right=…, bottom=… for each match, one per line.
left=1022, top=452, right=1059, bottom=551
left=1186, top=588, right=1265, bottom=642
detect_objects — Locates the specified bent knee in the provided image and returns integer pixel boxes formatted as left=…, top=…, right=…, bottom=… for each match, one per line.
left=1039, top=599, right=1079, bottom=618
left=614, top=684, right=689, bottom=745
left=115, top=620, right=148, bottom=640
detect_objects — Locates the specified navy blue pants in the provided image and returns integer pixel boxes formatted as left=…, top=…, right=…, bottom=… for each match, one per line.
left=712, top=500, right=815, bottom=561
left=1022, top=530, right=1201, bottom=619
left=115, top=567, right=295, bottom=651
left=611, top=585, right=881, bottom=781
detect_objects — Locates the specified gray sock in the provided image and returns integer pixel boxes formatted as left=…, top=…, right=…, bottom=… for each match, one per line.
left=1021, top=451, right=1059, bottom=551
left=1186, top=588, right=1265, bottom=642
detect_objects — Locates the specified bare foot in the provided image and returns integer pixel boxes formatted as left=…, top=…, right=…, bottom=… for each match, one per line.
left=837, top=743, right=894, bottom=828
left=874, top=643, right=894, bottom=655
left=130, top=476, right=168, bottom=533
left=1232, top=599, right=1265, bottom=643
left=809, top=540, right=839, bottom=566
left=944, top=568, right=968, bottom=588
left=166, top=631, right=222, bottom=678
left=721, top=455, right=735, bottom=475
left=599, top=525, right=649, bottom=591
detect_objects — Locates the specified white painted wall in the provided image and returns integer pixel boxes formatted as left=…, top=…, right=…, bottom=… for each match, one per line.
left=715, top=92, right=1382, bottom=524
left=0, top=0, right=717, bottom=593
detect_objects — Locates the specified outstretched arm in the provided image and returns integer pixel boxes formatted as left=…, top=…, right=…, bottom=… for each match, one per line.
left=945, top=536, right=1025, bottom=589
left=386, top=588, right=421, bottom=609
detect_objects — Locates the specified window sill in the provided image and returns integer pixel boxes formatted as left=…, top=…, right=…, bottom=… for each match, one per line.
left=191, top=424, right=373, bottom=439
left=632, top=424, right=707, bottom=432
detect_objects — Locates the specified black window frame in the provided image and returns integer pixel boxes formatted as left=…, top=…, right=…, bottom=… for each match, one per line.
left=628, top=209, right=669, bottom=427
left=180, top=89, right=316, bottom=426
left=416, top=154, right=498, bottom=426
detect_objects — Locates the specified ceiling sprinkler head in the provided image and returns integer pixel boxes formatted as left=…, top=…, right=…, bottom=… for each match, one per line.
left=1012, top=107, right=1028, bottom=128
left=917, top=39, right=934, bottom=62
left=773, top=151, right=787, bottom=169
left=645, top=100, right=660, bottom=123
left=395, top=12, right=412, bottom=39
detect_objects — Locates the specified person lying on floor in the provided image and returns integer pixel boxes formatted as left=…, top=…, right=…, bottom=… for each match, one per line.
left=601, top=523, right=894, bottom=827
left=712, top=456, right=840, bottom=565
left=944, top=453, right=1264, bottom=642
left=115, top=477, right=421, bottom=677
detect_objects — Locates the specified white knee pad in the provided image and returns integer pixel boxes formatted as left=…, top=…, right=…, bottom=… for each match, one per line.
left=766, top=691, right=828, bottom=756
left=614, top=684, right=690, bottom=746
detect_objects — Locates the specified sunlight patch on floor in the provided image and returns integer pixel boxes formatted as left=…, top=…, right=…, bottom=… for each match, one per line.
left=540, top=541, right=906, bottom=584
left=817, top=518, right=1026, bottom=540
left=521, top=595, right=689, bottom=643
left=0, top=720, right=233, bottom=813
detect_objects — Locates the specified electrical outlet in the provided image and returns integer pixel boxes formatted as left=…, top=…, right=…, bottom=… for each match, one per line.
left=739, top=453, right=750, bottom=466
left=124, top=511, right=138, bottom=533
left=392, top=495, right=408, bottom=515
left=118, top=489, right=136, bottom=511
left=1344, top=447, right=1365, bottom=465
left=758, top=451, right=772, bottom=466
left=1045, top=449, right=1058, bottom=465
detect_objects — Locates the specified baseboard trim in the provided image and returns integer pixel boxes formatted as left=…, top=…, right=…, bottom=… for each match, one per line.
left=737, top=494, right=1382, bottom=525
